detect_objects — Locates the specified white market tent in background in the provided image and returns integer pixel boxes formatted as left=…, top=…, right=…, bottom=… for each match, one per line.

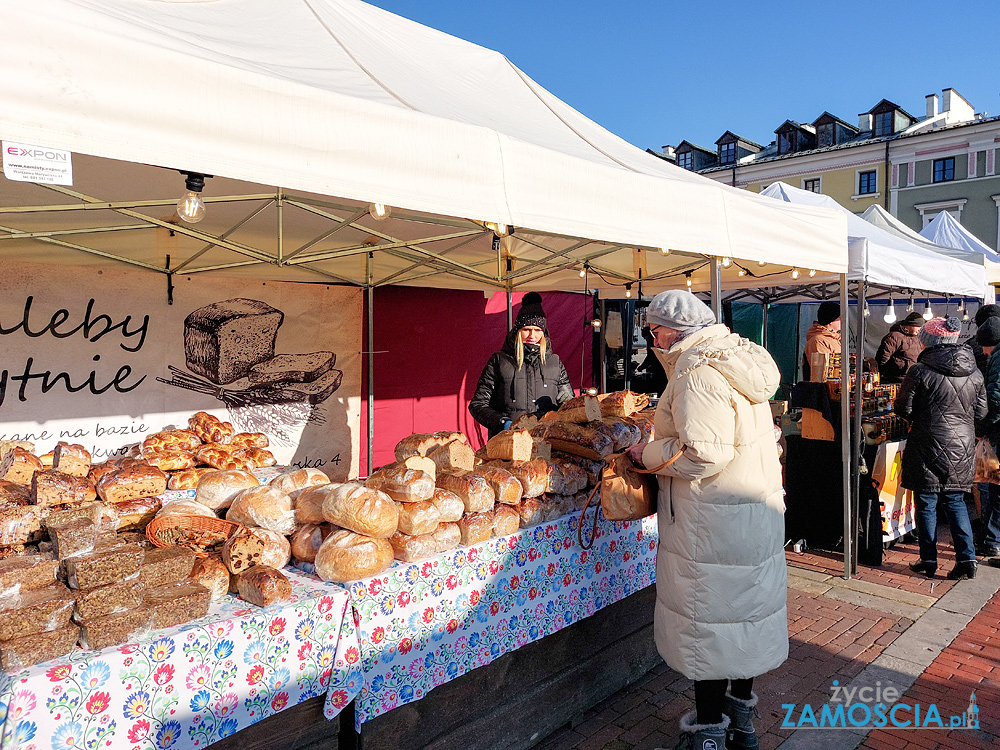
left=920, top=210, right=1000, bottom=268
left=0, top=0, right=848, bottom=296
left=861, top=204, right=1000, bottom=287
left=760, top=183, right=986, bottom=297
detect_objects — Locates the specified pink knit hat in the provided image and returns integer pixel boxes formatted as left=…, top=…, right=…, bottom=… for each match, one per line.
left=918, top=316, right=962, bottom=347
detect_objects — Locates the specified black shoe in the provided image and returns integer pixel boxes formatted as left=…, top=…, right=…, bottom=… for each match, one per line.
left=947, top=561, right=977, bottom=580
left=909, top=560, right=937, bottom=577
left=990, top=557, right=1000, bottom=569
left=978, top=545, right=1000, bottom=558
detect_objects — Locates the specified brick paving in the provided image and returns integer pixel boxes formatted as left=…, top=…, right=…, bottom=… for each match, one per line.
left=535, top=533, right=998, bottom=750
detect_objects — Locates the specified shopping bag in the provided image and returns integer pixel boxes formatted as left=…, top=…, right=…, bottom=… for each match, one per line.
left=974, top=438, right=1000, bottom=484
left=577, top=449, right=683, bottom=549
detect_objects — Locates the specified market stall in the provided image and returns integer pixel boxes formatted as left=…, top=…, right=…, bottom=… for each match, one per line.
left=1, top=1, right=852, bottom=749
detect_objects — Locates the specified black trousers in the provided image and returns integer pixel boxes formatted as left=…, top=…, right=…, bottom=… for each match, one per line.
left=695, top=678, right=753, bottom=725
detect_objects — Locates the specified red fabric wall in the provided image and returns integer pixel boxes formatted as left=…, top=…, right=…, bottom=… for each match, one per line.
left=359, top=287, right=593, bottom=473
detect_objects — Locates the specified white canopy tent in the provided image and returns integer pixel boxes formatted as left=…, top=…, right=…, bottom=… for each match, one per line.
left=861, top=204, right=1000, bottom=287
left=760, top=183, right=986, bottom=297
left=920, top=210, right=1000, bottom=265
left=0, top=0, right=847, bottom=296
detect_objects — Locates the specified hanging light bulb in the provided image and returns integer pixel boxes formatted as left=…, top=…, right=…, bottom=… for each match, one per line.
left=963, top=308, right=970, bottom=322
left=907, top=295, right=914, bottom=312
left=923, top=300, right=933, bottom=320
left=757, top=260, right=767, bottom=267
left=685, top=272, right=692, bottom=288
left=586, top=387, right=598, bottom=396
left=369, top=202, right=391, bottom=221
left=485, top=221, right=511, bottom=237
left=659, top=247, right=671, bottom=255
left=579, top=268, right=586, bottom=278
left=957, top=299, right=965, bottom=313
left=175, top=172, right=208, bottom=224
left=721, top=256, right=732, bottom=267
left=884, top=296, right=897, bottom=324
left=591, top=318, right=602, bottom=329
left=863, top=300, right=871, bottom=317
left=625, top=284, right=632, bottom=298
left=808, top=269, right=817, bottom=277
left=738, top=268, right=747, bottom=277
left=791, top=268, right=800, bottom=280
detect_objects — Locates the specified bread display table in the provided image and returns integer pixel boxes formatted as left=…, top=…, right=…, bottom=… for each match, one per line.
left=0, top=568, right=361, bottom=750
left=342, top=510, right=658, bottom=731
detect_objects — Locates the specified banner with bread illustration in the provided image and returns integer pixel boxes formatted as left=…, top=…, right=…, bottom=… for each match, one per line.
left=872, top=439, right=915, bottom=542
left=0, top=261, right=361, bottom=479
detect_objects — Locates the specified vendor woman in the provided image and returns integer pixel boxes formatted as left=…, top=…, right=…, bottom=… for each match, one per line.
left=469, top=292, right=574, bottom=436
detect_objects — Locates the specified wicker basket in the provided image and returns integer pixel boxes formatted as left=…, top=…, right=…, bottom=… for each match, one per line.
left=146, top=514, right=244, bottom=557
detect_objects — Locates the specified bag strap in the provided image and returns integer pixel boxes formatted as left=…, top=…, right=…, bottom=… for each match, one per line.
left=577, top=483, right=601, bottom=550
left=632, top=447, right=685, bottom=474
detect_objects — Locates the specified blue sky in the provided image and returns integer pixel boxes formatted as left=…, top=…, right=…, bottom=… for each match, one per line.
left=369, top=0, right=1000, bottom=153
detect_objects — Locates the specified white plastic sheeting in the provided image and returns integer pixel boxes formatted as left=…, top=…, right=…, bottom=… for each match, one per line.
left=0, top=0, right=847, bottom=292
left=760, top=183, right=985, bottom=297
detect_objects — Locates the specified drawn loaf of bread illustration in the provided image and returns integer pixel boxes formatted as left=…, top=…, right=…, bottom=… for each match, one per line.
left=184, top=298, right=285, bottom=385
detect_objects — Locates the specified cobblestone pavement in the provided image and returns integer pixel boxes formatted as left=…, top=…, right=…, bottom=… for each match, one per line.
left=535, top=533, right=1000, bottom=750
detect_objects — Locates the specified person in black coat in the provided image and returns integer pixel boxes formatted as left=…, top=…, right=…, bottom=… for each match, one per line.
left=894, top=317, right=986, bottom=580
left=469, top=293, right=574, bottom=437
left=965, top=303, right=1000, bottom=375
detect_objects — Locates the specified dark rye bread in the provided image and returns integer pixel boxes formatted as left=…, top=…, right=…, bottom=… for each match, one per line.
left=247, top=351, right=336, bottom=385
left=184, top=298, right=284, bottom=385
left=247, top=369, right=344, bottom=406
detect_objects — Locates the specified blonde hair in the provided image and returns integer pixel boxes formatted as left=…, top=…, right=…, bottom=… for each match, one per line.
left=515, top=331, right=547, bottom=370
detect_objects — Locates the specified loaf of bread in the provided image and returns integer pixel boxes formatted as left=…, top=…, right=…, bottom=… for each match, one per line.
left=88, top=457, right=144, bottom=486
left=145, top=581, right=212, bottom=629
left=155, top=498, right=216, bottom=519
left=365, top=465, right=435, bottom=503
left=437, top=472, right=495, bottom=513
left=388, top=531, right=436, bottom=562
left=394, top=431, right=465, bottom=461
left=184, top=299, right=284, bottom=384
left=0, top=440, right=34, bottom=461
left=314, top=530, right=393, bottom=582
left=65, top=544, right=145, bottom=590
left=458, top=512, right=493, bottom=546
left=400, top=455, right=436, bottom=481
left=142, top=450, right=197, bottom=472
left=532, top=438, right=552, bottom=461
left=112, top=496, right=163, bottom=531
left=0, top=447, right=42, bottom=485
left=431, top=522, right=461, bottom=553
left=395, top=500, right=441, bottom=536
left=248, top=352, right=336, bottom=385
left=541, top=494, right=576, bottom=522
left=188, top=411, right=237, bottom=443
left=623, top=414, right=655, bottom=442
left=196, top=444, right=254, bottom=471
left=229, top=432, right=269, bottom=450
left=551, top=452, right=603, bottom=486
left=52, top=442, right=92, bottom=477
left=492, top=504, right=520, bottom=537
left=167, top=467, right=217, bottom=491
left=0, top=554, right=59, bottom=595
left=32, top=470, right=97, bottom=507
left=47, top=518, right=101, bottom=559
left=221, top=526, right=291, bottom=574
left=485, top=429, right=534, bottom=462
left=237, top=565, right=292, bottom=607
left=73, top=578, right=145, bottom=621
left=556, top=394, right=603, bottom=423
left=289, top=523, right=332, bottom=563
left=226, top=486, right=296, bottom=535
left=474, top=466, right=523, bottom=506
left=190, top=556, right=231, bottom=601
left=140, top=546, right=196, bottom=588
left=244, top=448, right=277, bottom=468
left=0, top=583, right=75, bottom=640
left=539, top=421, right=615, bottom=460
left=507, top=458, right=557, bottom=498
left=195, top=469, right=259, bottom=510
left=321, top=482, right=398, bottom=538
left=510, top=414, right=539, bottom=431
left=428, top=440, right=476, bottom=473
left=600, top=418, right=641, bottom=451
left=293, top=484, right=337, bottom=524
left=550, top=460, right=587, bottom=495
left=428, top=488, right=464, bottom=523
left=598, top=390, right=649, bottom=418
left=0, top=505, right=46, bottom=545
left=0, top=624, right=80, bottom=671
left=95, top=464, right=167, bottom=505
left=77, top=608, right=152, bottom=651
left=517, top=497, right=544, bottom=528
left=269, top=468, right=330, bottom=496
left=0, top=479, right=30, bottom=507
left=141, top=429, right=202, bottom=454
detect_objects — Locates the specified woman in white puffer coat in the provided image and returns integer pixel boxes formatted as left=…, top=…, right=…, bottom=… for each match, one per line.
left=628, top=290, right=787, bottom=750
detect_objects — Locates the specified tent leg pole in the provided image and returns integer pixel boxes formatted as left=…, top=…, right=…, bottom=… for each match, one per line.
left=840, top=275, right=852, bottom=579
left=366, top=253, right=374, bottom=477
left=599, top=299, right=607, bottom=393
left=709, top=256, right=722, bottom=321
left=505, top=256, right=513, bottom=331
left=762, top=300, right=769, bottom=348
left=851, top=279, right=867, bottom=576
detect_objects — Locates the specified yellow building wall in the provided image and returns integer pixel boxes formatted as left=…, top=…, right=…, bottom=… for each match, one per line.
left=741, top=164, right=885, bottom=214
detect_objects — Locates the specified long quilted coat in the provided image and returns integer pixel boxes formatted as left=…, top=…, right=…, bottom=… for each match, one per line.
left=641, top=324, right=788, bottom=681
left=894, top=344, right=986, bottom=492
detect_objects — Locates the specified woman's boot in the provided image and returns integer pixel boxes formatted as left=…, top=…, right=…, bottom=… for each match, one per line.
left=723, top=692, right=759, bottom=750
left=675, top=710, right=729, bottom=750
left=947, top=560, right=977, bottom=580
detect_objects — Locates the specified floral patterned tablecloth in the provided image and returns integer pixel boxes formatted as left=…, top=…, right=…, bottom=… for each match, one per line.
left=344, top=511, right=659, bottom=726
left=0, top=569, right=361, bottom=750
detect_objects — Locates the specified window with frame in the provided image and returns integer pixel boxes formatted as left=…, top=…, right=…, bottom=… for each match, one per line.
left=677, top=151, right=693, bottom=170
left=873, top=111, right=893, bottom=137
left=816, top=123, right=835, bottom=148
left=858, top=170, right=877, bottom=194
left=719, top=142, right=735, bottom=165
left=803, top=178, right=821, bottom=193
left=933, top=157, right=955, bottom=182
left=778, top=131, right=796, bottom=154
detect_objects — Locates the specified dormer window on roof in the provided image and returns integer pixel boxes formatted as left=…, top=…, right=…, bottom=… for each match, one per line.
left=775, top=121, right=816, bottom=155
left=677, top=151, right=693, bottom=170
left=864, top=100, right=918, bottom=138
left=719, top=142, right=736, bottom=165
left=713, top=132, right=763, bottom=167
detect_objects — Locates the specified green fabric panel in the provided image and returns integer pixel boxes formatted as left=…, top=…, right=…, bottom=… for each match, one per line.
left=730, top=302, right=763, bottom=344
left=766, top=304, right=799, bottom=398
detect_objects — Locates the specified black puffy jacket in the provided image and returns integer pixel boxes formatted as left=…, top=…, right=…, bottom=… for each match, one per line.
left=469, top=330, right=574, bottom=436
left=894, top=344, right=986, bottom=492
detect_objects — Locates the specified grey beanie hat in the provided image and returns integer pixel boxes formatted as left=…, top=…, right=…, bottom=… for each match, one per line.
left=918, top=316, right=963, bottom=348
left=977, top=317, right=1000, bottom=348
left=645, top=290, right=717, bottom=335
